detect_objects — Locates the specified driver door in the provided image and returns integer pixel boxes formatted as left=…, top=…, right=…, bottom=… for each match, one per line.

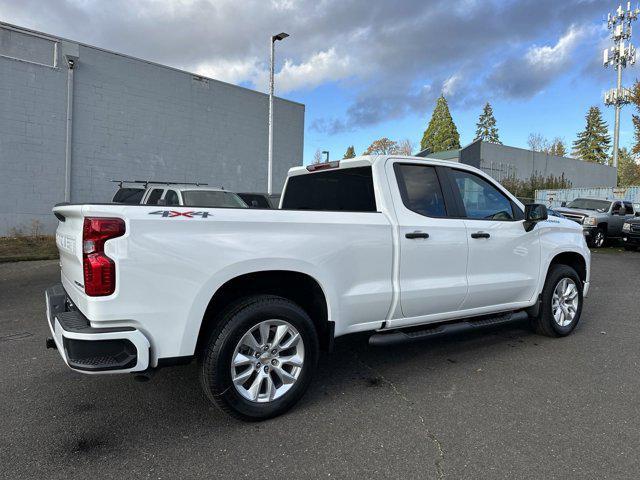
left=445, top=168, right=541, bottom=310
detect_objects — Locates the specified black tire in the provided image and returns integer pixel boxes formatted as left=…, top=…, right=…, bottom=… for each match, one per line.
left=530, top=264, right=583, bottom=337
left=624, top=245, right=638, bottom=251
left=588, top=228, right=606, bottom=248
left=199, top=295, right=319, bottom=421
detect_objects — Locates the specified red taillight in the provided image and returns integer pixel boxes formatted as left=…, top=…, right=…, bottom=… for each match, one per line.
left=82, top=217, right=125, bottom=296
left=306, top=161, right=340, bottom=172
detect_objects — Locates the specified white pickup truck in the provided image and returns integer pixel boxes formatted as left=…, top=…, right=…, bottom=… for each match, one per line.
left=47, top=155, right=590, bottom=420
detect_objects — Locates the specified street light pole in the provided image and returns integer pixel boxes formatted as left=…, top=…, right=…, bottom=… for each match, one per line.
left=268, top=32, right=289, bottom=196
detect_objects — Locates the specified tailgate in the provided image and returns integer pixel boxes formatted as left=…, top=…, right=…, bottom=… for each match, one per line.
left=53, top=205, right=85, bottom=294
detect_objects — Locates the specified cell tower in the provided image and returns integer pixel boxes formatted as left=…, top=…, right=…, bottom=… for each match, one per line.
left=603, top=2, right=639, bottom=168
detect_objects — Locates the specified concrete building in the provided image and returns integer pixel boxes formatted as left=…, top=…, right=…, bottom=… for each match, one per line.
left=0, top=22, right=305, bottom=235
left=417, top=140, right=617, bottom=188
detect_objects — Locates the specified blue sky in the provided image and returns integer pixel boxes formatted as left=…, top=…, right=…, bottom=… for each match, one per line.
left=0, top=0, right=635, bottom=163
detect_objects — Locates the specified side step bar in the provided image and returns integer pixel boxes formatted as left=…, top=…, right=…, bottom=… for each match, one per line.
left=369, top=311, right=529, bottom=347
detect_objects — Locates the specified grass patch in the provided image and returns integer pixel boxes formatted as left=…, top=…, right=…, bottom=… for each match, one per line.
left=0, top=236, right=58, bottom=263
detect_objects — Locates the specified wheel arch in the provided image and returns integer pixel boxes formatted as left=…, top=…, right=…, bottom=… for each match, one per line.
left=194, top=270, right=332, bottom=356
left=547, top=251, right=588, bottom=284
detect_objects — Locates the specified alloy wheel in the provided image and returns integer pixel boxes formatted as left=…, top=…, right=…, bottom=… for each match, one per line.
left=230, top=319, right=305, bottom=403
left=551, top=278, right=579, bottom=327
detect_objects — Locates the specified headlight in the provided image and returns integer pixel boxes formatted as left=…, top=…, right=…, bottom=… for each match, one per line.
left=583, top=217, right=597, bottom=226
left=623, top=222, right=631, bottom=232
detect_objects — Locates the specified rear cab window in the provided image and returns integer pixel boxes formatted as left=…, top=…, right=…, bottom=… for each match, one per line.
left=394, top=164, right=447, bottom=217
left=282, top=166, right=377, bottom=212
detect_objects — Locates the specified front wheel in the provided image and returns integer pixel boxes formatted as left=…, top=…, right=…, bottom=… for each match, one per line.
left=588, top=228, right=606, bottom=248
left=530, top=264, right=583, bottom=337
left=200, top=295, right=319, bottom=421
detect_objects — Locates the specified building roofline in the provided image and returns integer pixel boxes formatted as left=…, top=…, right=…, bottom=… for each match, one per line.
left=0, top=21, right=305, bottom=109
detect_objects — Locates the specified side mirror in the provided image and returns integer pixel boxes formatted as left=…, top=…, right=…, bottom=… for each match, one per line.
left=524, top=204, right=548, bottom=232
left=561, top=201, right=567, bottom=207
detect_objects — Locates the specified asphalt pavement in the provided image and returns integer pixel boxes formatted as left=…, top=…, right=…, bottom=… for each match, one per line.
left=1, top=250, right=639, bottom=479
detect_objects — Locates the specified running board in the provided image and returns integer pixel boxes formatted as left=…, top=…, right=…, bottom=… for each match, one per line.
left=368, top=311, right=529, bottom=347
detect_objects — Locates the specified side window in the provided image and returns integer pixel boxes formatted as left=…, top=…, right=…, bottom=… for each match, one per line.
left=145, top=189, right=164, bottom=205
left=612, top=202, right=623, bottom=214
left=164, top=190, right=179, bottom=206
left=625, top=202, right=634, bottom=215
left=449, top=169, right=515, bottom=221
left=394, top=164, right=447, bottom=217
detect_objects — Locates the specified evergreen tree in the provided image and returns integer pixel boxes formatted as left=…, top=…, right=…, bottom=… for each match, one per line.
left=343, top=145, right=356, bottom=159
left=617, top=147, right=640, bottom=186
left=548, top=138, right=567, bottom=157
left=572, top=106, right=611, bottom=164
left=421, top=95, right=461, bottom=153
left=474, top=102, right=501, bottom=144
left=630, top=80, right=640, bottom=156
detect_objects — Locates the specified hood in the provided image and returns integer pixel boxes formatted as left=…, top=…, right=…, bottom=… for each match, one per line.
left=554, top=207, right=598, bottom=217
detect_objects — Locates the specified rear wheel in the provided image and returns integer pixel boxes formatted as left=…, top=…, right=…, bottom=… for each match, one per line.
left=200, top=295, right=319, bottom=421
left=531, top=264, right=583, bottom=337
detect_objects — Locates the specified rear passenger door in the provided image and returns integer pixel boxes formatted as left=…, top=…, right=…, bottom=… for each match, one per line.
left=386, top=161, right=469, bottom=323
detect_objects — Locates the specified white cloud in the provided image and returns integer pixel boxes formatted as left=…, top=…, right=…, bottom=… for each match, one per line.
left=442, top=73, right=462, bottom=96
left=194, top=58, right=260, bottom=85
left=252, top=48, right=352, bottom=93
left=525, top=25, right=586, bottom=71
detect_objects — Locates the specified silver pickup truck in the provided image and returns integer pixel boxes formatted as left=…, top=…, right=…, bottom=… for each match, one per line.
left=555, top=198, right=636, bottom=247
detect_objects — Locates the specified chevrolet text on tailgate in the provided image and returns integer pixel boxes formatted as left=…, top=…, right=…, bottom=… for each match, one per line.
left=46, top=156, right=591, bottom=420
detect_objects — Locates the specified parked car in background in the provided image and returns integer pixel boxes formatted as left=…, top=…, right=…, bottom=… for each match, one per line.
left=622, top=217, right=640, bottom=251
left=48, top=155, right=590, bottom=420
left=112, top=181, right=248, bottom=208
left=237, top=193, right=274, bottom=209
left=555, top=198, right=636, bottom=248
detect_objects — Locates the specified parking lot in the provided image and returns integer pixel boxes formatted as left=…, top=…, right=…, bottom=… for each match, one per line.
left=0, top=249, right=639, bottom=479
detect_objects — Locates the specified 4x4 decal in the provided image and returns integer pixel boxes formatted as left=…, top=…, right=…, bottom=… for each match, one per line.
left=149, top=210, right=211, bottom=218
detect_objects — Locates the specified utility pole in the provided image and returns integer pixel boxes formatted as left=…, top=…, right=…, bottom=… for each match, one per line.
left=268, top=32, right=289, bottom=196
left=604, top=2, right=639, bottom=168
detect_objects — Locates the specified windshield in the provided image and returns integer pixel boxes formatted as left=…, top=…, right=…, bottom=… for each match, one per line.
left=566, top=198, right=611, bottom=212
left=181, top=190, right=247, bottom=208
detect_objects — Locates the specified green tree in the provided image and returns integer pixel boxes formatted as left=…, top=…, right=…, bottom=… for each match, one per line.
left=617, top=147, right=640, bottom=186
left=630, top=80, right=640, bottom=156
left=343, top=145, right=356, bottom=159
left=572, top=106, right=611, bottom=164
left=421, top=95, right=461, bottom=153
left=364, top=137, right=399, bottom=155
left=548, top=137, right=567, bottom=157
left=474, top=102, right=501, bottom=144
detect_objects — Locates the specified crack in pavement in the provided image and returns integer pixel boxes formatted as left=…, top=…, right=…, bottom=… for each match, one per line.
left=353, top=352, right=445, bottom=479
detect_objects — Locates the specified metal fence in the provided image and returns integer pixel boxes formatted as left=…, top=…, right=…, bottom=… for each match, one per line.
left=535, top=186, right=640, bottom=208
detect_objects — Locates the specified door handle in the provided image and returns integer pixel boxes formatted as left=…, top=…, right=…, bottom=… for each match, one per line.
left=471, top=232, right=490, bottom=239
left=405, top=231, right=429, bottom=239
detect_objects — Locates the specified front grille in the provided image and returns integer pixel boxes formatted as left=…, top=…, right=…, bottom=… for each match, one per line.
left=562, top=213, right=585, bottom=224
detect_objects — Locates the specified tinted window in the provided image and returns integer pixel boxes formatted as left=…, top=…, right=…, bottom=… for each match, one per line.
left=113, top=188, right=144, bottom=204
left=164, top=190, right=179, bottom=206
left=146, top=189, right=164, bottom=205
left=612, top=202, right=623, bottom=214
left=450, top=169, right=514, bottom=221
left=181, top=190, right=247, bottom=208
left=238, top=193, right=271, bottom=208
left=394, top=164, right=447, bottom=217
left=566, top=198, right=611, bottom=212
left=282, top=167, right=376, bottom=212
left=625, top=202, right=634, bottom=214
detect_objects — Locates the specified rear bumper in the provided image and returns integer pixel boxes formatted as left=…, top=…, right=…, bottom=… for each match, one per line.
left=45, top=284, right=150, bottom=374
